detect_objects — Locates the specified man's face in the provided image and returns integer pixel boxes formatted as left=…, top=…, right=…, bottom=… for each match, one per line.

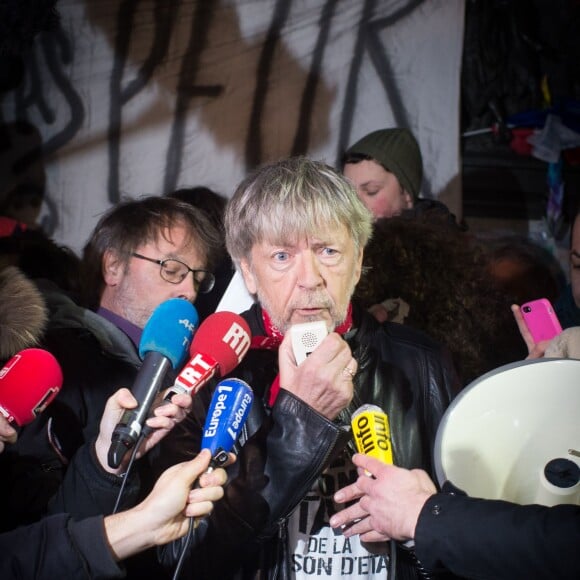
left=570, top=217, right=580, bottom=308
left=343, top=159, right=413, bottom=220
left=240, top=223, right=363, bottom=334
left=100, top=223, right=205, bottom=328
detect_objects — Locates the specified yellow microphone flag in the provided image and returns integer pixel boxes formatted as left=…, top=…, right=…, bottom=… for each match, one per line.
left=351, top=403, right=393, bottom=465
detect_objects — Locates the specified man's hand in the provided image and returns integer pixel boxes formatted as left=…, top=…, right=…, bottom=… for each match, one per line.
left=330, top=453, right=436, bottom=542
left=278, top=331, right=356, bottom=420
left=0, top=415, right=17, bottom=453
left=105, top=449, right=228, bottom=560
left=94, top=387, right=193, bottom=475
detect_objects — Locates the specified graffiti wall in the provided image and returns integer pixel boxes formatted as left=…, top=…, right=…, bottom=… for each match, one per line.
left=0, top=0, right=465, bottom=254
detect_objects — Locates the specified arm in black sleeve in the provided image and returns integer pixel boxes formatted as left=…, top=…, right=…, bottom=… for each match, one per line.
left=48, top=439, right=140, bottom=518
left=415, top=491, right=580, bottom=580
left=0, top=514, right=124, bottom=580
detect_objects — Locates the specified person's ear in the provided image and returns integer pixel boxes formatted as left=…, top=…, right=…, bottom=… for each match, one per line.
left=353, top=248, right=364, bottom=285
left=102, top=250, right=124, bottom=286
left=240, top=258, right=257, bottom=295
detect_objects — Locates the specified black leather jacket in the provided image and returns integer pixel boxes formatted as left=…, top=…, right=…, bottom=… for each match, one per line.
left=158, top=302, right=460, bottom=579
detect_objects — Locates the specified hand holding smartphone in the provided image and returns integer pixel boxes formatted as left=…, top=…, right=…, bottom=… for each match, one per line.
left=520, top=298, right=563, bottom=343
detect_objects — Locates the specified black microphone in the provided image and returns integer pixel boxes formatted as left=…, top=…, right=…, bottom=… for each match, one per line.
left=107, top=298, right=198, bottom=469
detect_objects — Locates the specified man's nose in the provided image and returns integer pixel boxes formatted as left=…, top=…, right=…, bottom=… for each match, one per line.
left=296, top=251, right=323, bottom=289
left=174, top=272, right=198, bottom=303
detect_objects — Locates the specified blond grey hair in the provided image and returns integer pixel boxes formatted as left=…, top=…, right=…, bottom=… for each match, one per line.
left=225, top=157, right=373, bottom=266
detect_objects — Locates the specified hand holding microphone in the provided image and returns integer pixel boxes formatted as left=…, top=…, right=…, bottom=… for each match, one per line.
left=139, top=310, right=251, bottom=439
left=330, top=404, right=411, bottom=544
left=278, top=327, right=355, bottom=420
left=95, top=387, right=193, bottom=475
left=171, top=377, right=254, bottom=578
left=107, top=298, right=199, bottom=469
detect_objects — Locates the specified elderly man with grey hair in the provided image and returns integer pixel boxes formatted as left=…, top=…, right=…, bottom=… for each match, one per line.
left=159, top=157, right=460, bottom=580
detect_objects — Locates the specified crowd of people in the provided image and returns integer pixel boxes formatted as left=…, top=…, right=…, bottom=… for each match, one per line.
left=0, top=128, right=578, bottom=580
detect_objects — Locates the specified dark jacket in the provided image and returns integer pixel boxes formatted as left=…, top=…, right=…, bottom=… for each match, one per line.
left=0, top=288, right=142, bottom=530
left=0, top=514, right=123, bottom=580
left=158, top=302, right=460, bottom=579
left=416, top=484, right=580, bottom=580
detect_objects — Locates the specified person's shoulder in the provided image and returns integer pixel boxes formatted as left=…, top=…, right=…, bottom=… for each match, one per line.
left=380, top=319, right=445, bottom=354
left=356, top=305, right=442, bottom=351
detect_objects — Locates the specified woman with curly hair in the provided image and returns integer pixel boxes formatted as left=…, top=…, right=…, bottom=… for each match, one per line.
left=354, top=215, right=526, bottom=387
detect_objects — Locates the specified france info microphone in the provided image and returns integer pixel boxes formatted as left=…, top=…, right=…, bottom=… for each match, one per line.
left=108, top=298, right=198, bottom=469
left=0, top=348, right=63, bottom=426
left=201, top=378, right=253, bottom=467
left=351, top=403, right=393, bottom=465
left=167, top=311, right=252, bottom=399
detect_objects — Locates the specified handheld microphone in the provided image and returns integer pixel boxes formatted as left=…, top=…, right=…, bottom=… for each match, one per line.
left=351, top=404, right=397, bottom=573
left=0, top=348, right=63, bottom=426
left=201, top=377, right=254, bottom=468
left=166, top=311, right=252, bottom=400
left=181, top=378, right=253, bottom=555
left=351, top=403, right=393, bottom=465
left=107, top=298, right=198, bottom=469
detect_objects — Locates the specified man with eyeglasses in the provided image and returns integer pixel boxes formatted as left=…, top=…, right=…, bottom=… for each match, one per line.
left=1, top=196, right=222, bottom=577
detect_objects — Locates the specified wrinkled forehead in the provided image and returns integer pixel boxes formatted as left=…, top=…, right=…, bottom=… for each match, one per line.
left=255, top=212, right=350, bottom=248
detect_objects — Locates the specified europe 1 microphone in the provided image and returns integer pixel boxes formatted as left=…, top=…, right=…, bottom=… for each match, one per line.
left=175, top=377, right=254, bottom=574
left=200, top=377, right=254, bottom=467
left=0, top=348, right=63, bottom=427
left=107, top=298, right=199, bottom=469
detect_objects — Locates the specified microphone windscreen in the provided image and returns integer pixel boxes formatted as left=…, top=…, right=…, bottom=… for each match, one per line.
left=351, top=403, right=393, bottom=464
left=138, top=298, right=199, bottom=368
left=0, top=348, right=63, bottom=426
left=201, top=377, right=254, bottom=456
left=190, top=311, right=251, bottom=374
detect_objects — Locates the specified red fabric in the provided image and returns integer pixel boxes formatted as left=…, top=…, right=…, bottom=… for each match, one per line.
left=0, top=217, right=27, bottom=238
left=250, top=304, right=353, bottom=406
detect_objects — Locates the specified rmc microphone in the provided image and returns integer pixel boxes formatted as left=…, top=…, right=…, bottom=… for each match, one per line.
left=201, top=377, right=254, bottom=468
left=107, top=298, right=198, bottom=469
left=351, top=403, right=393, bottom=465
left=0, top=348, right=63, bottom=427
left=166, top=311, right=252, bottom=400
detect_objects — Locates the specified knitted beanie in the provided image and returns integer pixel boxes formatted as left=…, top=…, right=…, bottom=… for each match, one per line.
left=345, top=128, right=423, bottom=198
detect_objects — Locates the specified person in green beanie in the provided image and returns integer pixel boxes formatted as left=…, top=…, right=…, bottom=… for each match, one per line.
left=342, top=128, right=422, bottom=220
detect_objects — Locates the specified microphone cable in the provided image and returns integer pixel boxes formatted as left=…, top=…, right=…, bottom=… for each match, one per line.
left=112, top=430, right=146, bottom=515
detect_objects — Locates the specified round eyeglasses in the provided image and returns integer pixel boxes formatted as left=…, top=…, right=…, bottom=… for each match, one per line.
left=131, top=252, right=215, bottom=294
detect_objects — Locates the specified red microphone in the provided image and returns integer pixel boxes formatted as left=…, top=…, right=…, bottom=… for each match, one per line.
left=169, top=311, right=252, bottom=397
left=0, top=348, right=63, bottom=426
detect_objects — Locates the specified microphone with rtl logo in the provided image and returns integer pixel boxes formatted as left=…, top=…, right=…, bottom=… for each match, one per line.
left=165, top=311, right=252, bottom=400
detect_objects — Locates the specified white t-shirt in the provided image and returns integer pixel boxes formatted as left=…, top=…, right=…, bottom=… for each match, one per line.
left=287, top=453, right=390, bottom=579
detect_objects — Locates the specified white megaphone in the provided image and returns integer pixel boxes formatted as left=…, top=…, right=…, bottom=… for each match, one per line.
left=434, top=358, right=580, bottom=507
